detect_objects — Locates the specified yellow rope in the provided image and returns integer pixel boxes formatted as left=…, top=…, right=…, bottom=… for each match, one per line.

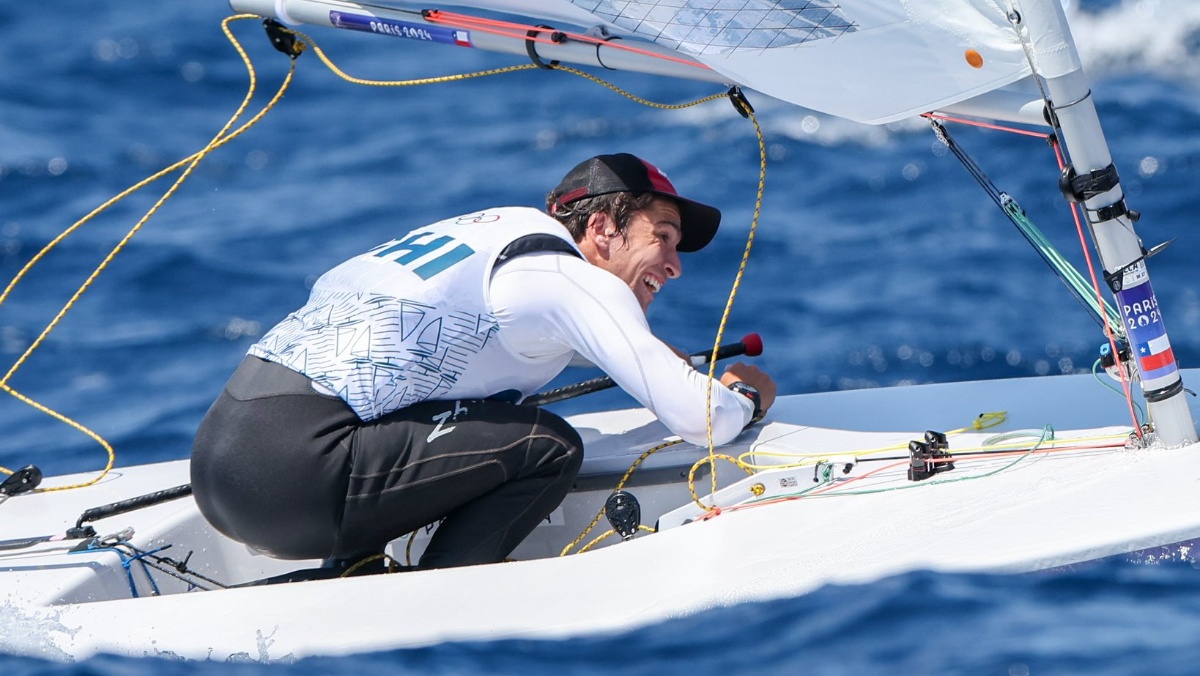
left=552, top=65, right=728, bottom=109
left=0, top=385, right=116, bottom=485
left=0, top=15, right=292, bottom=486
left=404, top=528, right=419, bottom=566
left=686, top=453, right=755, bottom=506
left=283, top=25, right=541, bottom=86
left=697, top=95, right=767, bottom=512
left=574, top=524, right=658, bottom=554
left=340, top=552, right=405, bottom=576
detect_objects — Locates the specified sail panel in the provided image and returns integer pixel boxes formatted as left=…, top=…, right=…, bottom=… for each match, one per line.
left=380, top=0, right=1076, bottom=124
left=696, top=1, right=1036, bottom=123
left=571, top=0, right=866, bottom=56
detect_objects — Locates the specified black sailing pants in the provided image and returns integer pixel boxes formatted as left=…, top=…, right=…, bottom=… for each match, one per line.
left=191, top=357, right=583, bottom=568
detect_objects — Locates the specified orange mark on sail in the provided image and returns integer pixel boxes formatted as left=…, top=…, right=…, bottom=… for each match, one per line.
left=965, top=49, right=984, bottom=69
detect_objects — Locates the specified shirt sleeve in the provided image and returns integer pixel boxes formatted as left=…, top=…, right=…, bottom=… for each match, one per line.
left=490, top=252, right=754, bottom=446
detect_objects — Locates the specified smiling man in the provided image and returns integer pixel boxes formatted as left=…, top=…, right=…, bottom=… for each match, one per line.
left=191, top=153, right=776, bottom=574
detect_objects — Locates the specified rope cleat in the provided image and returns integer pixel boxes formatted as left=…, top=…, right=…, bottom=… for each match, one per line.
left=907, top=430, right=954, bottom=482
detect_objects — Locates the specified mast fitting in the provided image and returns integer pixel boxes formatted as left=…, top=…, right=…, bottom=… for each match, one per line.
left=1059, top=162, right=1140, bottom=225
left=1058, top=163, right=1119, bottom=203
left=525, top=25, right=565, bottom=70
left=1102, top=239, right=1173, bottom=293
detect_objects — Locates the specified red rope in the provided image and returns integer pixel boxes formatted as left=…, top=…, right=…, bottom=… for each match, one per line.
left=424, top=10, right=711, bottom=70
left=922, top=112, right=1049, bottom=138
left=1048, top=136, right=1144, bottom=438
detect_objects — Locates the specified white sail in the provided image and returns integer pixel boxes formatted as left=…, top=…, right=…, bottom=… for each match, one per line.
left=373, top=0, right=1073, bottom=124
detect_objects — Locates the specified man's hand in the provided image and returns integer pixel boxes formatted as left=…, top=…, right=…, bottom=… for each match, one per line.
left=719, top=363, right=777, bottom=414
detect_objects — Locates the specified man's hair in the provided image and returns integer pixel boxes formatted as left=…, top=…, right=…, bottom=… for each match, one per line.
left=546, top=191, right=661, bottom=242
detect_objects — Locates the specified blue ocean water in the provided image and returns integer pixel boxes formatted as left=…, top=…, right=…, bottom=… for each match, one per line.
left=3, top=0, right=1200, bottom=672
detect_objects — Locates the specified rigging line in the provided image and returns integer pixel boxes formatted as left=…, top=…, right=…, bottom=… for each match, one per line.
left=929, top=118, right=1122, bottom=333
left=734, top=421, right=971, bottom=470
left=404, top=529, right=419, bottom=567
left=824, top=439, right=1124, bottom=467
left=0, top=15, right=294, bottom=489
left=423, top=10, right=712, bottom=70
left=740, top=426, right=1056, bottom=509
left=923, top=112, right=1048, bottom=138
left=697, top=90, right=766, bottom=513
left=811, top=427, right=1053, bottom=497
left=94, top=541, right=228, bottom=593
left=928, top=117, right=1009, bottom=208
left=737, top=431, right=1127, bottom=472
left=1001, top=200, right=1123, bottom=330
left=1050, top=139, right=1144, bottom=439
left=1002, top=8, right=1143, bottom=437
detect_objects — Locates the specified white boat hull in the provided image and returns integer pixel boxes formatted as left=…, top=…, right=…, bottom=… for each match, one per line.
left=3, top=369, right=1198, bottom=661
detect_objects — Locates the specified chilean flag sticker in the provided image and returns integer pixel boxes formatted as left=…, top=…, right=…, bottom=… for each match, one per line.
left=1117, top=278, right=1178, bottom=381
left=1137, top=334, right=1175, bottom=374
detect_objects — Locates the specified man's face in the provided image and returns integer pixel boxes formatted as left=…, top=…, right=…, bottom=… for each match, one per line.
left=605, top=199, right=684, bottom=313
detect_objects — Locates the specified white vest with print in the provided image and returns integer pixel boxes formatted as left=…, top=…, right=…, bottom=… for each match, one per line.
left=249, top=207, right=577, bottom=421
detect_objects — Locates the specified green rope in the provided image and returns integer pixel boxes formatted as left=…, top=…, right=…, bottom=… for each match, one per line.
left=931, top=119, right=1124, bottom=338
left=1000, top=196, right=1124, bottom=334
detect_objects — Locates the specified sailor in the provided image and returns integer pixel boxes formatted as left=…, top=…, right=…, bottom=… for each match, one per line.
left=190, top=153, right=777, bottom=572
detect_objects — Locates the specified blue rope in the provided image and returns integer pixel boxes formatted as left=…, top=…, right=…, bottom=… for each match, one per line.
left=70, top=542, right=169, bottom=598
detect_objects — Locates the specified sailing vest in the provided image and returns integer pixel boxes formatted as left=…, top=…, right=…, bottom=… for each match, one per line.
left=249, top=207, right=580, bottom=421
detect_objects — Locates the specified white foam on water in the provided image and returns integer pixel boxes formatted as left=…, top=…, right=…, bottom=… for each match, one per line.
left=1067, top=0, right=1200, bottom=77
left=0, top=601, right=76, bottom=662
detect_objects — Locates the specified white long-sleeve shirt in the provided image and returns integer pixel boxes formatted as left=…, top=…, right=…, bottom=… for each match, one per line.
left=491, top=248, right=753, bottom=446
left=251, top=207, right=753, bottom=445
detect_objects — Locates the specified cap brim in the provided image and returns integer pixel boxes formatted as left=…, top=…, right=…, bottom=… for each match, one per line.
left=671, top=196, right=721, bottom=253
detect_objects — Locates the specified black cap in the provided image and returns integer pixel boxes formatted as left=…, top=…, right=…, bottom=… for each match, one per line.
left=550, top=153, right=721, bottom=253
